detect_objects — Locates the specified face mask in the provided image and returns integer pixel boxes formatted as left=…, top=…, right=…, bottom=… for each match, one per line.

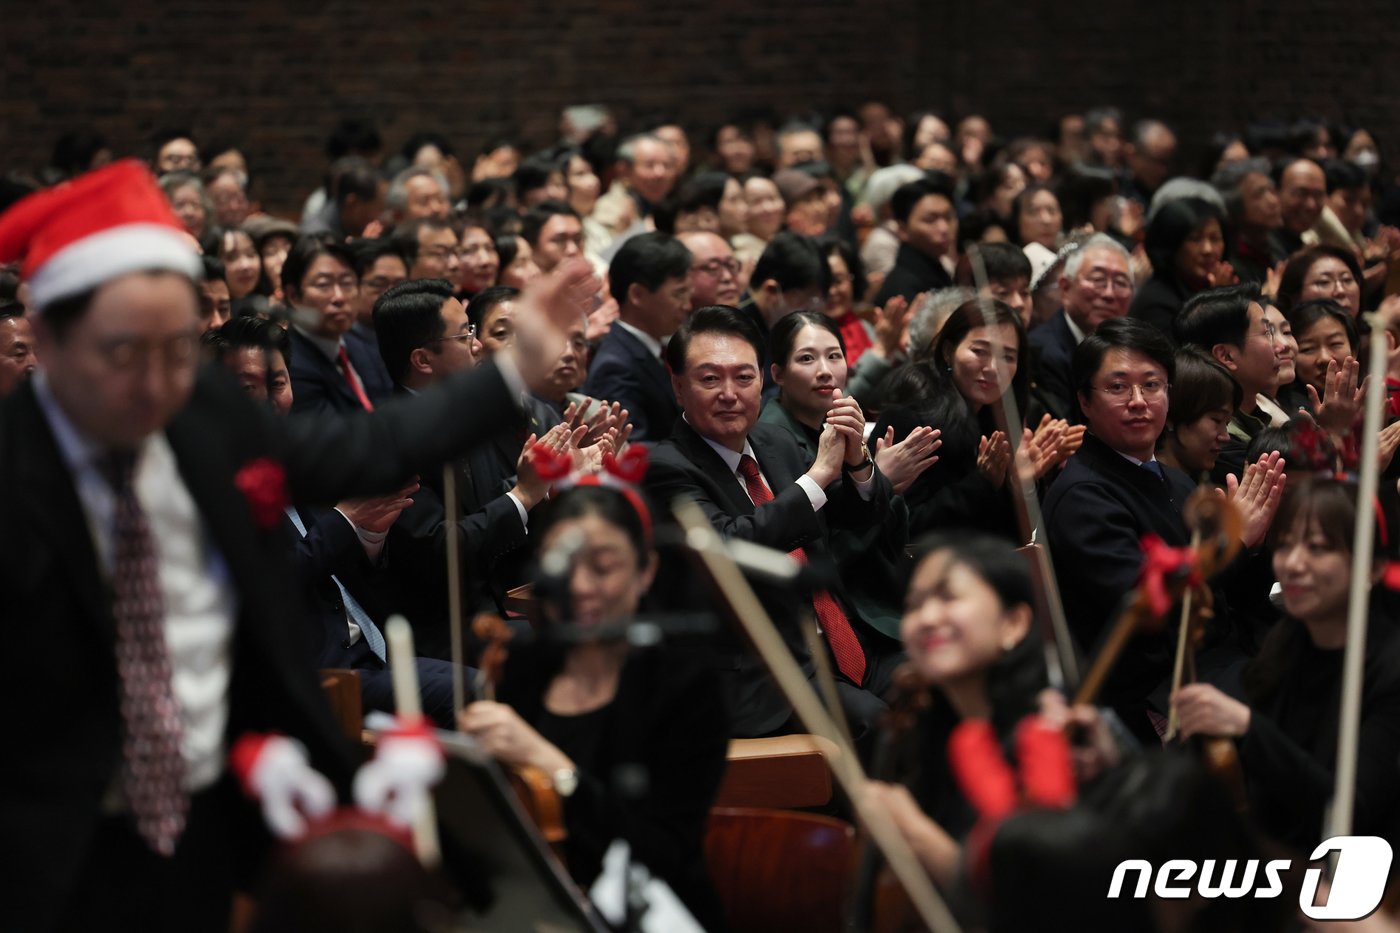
left=1353, top=149, right=1380, bottom=171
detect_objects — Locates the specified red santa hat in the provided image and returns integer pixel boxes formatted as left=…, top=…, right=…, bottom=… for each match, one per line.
left=0, top=159, right=203, bottom=312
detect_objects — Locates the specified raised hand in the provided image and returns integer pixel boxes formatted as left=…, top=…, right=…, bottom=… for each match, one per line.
left=337, top=480, right=419, bottom=534
left=1224, top=450, right=1287, bottom=549
left=874, top=425, right=941, bottom=494
left=977, top=431, right=1012, bottom=487
left=808, top=422, right=848, bottom=488
left=824, top=389, right=867, bottom=466
left=509, top=259, right=600, bottom=392
left=872, top=293, right=916, bottom=359
left=1379, top=420, right=1400, bottom=473
left=1306, top=356, right=1366, bottom=436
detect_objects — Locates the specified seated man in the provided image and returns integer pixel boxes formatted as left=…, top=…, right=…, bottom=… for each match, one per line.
left=582, top=232, right=692, bottom=442
left=283, top=235, right=393, bottom=414
left=393, top=216, right=462, bottom=284
left=677, top=231, right=742, bottom=311
left=967, top=240, right=1033, bottom=327
left=1041, top=318, right=1277, bottom=741
left=645, top=306, right=900, bottom=739
left=871, top=174, right=958, bottom=306
left=208, top=314, right=464, bottom=725
left=1028, top=234, right=1134, bottom=421
left=1174, top=284, right=1289, bottom=482
left=372, top=278, right=548, bottom=644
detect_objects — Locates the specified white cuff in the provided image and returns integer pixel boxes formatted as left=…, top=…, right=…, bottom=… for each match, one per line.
left=506, top=491, right=530, bottom=530
left=795, top=475, right=828, bottom=512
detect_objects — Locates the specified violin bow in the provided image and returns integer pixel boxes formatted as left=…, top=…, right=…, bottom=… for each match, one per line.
left=674, top=499, right=964, bottom=933
left=1163, top=525, right=1205, bottom=743
left=442, top=463, right=468, bottom=715
left=967, top=245, right=1080, bottom=694
left=1327, top=309, right=1388, bottom=840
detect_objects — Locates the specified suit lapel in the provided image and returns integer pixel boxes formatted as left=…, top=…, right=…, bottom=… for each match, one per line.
left=671, top=419, right=754, bottom=515
left=616, top=327, right=675, bottom=407
left=292, top=328, right=357, bottom=409
left=8, top=383, right=112, bottom=639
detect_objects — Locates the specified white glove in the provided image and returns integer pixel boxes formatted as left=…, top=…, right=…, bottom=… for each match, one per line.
left=353, top=717, right=445, bottom=828
left=230, top=733, right=337, bottom=839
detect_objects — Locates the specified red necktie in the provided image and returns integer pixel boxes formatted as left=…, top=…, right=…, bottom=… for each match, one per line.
left=102, top=450, right=188, bottom=856
left=337, top=345, right=374, bottom=412
left=736, top=454, right=867, bottom=685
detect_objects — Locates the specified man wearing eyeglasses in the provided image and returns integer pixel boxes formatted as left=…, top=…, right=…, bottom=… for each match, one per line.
left=394, top=216, right=463, bottom=284
left=1175, top=284, right=1289, bottom=482
left=677, top=231, right=742, bottom=310
left=1043, top=317, right=1200, bottom=742
left=283, top=236, right=394, bottom=416
left=1029, top=234, right=1134, bottom=421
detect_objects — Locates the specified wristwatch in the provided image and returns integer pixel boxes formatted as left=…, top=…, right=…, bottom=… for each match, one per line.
left=844, top=443, right=873, bottom=473
left=552, top=767, right=579, bottom=798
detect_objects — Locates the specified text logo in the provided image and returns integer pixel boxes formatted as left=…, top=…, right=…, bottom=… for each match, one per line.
left=1108, top=836, right=1392, bottom=921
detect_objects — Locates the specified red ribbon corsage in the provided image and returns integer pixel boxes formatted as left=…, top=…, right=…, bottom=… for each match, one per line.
left=234, top=457, right=289, bottom=531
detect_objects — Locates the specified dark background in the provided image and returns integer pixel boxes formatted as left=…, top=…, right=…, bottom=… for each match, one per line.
left=6, top=0, right=1399, bottom=212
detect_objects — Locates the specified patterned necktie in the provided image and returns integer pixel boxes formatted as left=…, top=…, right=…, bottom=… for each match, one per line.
left=101, top=449, right=188, bottom=857
left=736, top=454, right=867, bottom=684
left=337, top=345, right=375, bottom=412
left=285, top=506, right=387, bottom=662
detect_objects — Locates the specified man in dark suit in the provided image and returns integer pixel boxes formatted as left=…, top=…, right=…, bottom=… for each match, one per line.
left=283, top=235, right=394, bottom=416
left=0, top=160, right=596, bottom=931
left=644, top=306, right=900, bottom=739
left=1029, top=234, right=1134, bottom=421
left=1042, top=318, right=1279, bottom=743
left=372, top=277, right=552, bottom=651
left=582, top=232, right=692, bottom=442
left=871, top=174, right=957, bottom=307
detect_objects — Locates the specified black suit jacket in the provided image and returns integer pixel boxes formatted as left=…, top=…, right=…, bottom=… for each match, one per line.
left=645, top=419, right=891, bottom=736
left=1028, top=308, right=1078, bottom=422
left=872, top=242, right=953, bottom=306
left=582, top=324, right=678, bottom=442
left=288, top=326, right=394, bottom=416
left=0, top=359, right=522, bottom=929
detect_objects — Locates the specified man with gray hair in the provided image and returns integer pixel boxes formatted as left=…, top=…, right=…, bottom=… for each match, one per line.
left=1121, top=119, right=1177, bottom=209
left=385, top=165, right=450, bottom=225
left=1029, top=233, right=1135, bottom=419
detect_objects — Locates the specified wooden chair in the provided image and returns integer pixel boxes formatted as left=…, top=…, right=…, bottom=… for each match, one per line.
left=713, top=734, right=839, bottom=809
left=319, top=668, right=362, bottom=742
left=504, top=583, right=537, bottom=618
left=705, top=806, right=856, bottom=933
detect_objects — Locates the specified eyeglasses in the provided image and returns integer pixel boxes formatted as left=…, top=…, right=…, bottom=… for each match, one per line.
left=1306, top=274, right=1357, bottom=291
left=693, top=258, right=741, bottom=277
left=1090, top=379, right=1169, bottom=401
left=1247, top=322, right=1278, bottom=342
left=91, top=329, right=202, bottom=372
left=304, top=275, right=359, bottom=294
left=427, top=325, right=478, bottom=347
left=1082, top=271, right=1134, bottom=293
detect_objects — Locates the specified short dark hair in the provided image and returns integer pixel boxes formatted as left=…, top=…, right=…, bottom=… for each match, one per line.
left=349, top=238, right=409, bottom=278
left=1167, top=349, right=1242, bottom=430
left=280, top=235, right=357, bottom=301
left=328, top=156, right=381, bottom=208
left=1322, top=158, right=1367, bottom=194
left=520, top=200, right=579, bottom=249
left=665, top=304, right=765, bottom=374
left=200, top=255, right=226, bottom=284
left=390, top=216, right=454, bottom=267
left=1073, top=317, right=1175, bottom=397
left=209, top=312, right=291, bottom=365
left=890, top=174, right=956, bottom=225
left=974, top=241, right=1033, bottom=284
left=769, top=310, right=845, bottom=370
left=513, top=154, right=563, bottom=198
left=751, top=231, right=830, bottom=294
left=608, top=233, right=692, bottom=305
left=533, top=484, right=653, bottom=571
left=1055, top=167, right=1118, bottom=231
left=466, top=285, right=520, bottom=330
left=1276, top=244, right=1364, bottom=313
left=326, top=119, right=382, bottom=160
left=1175, top=283, right=1262, bottom=351
left=372, top=278, right=456, bottom=385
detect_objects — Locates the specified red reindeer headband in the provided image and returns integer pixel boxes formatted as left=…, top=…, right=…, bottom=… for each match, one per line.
left=530, top=444, right=653, bottom=542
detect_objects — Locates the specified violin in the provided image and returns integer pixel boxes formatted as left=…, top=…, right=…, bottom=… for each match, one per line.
left=470, top=612, right=568, bottom=854
left=1075, top=487, right=1246, bottom=800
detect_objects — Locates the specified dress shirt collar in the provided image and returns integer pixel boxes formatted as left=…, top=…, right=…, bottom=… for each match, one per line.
left=686, top=414, right=755, bottom=474
left=615, top=319, right=663, bottom=359
left=292, top=323, right=344, bottom=361
left=1063, top=310, right=1087, bottom=345
left=32, top=368, right=138, bottom=473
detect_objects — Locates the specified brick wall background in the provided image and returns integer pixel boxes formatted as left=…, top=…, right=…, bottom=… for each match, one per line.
left=5, top=0, right=1399, bottom=213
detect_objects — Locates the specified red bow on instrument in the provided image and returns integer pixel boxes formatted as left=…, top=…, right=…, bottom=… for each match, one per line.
left=1138, top=534, right=1202, bottom=617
